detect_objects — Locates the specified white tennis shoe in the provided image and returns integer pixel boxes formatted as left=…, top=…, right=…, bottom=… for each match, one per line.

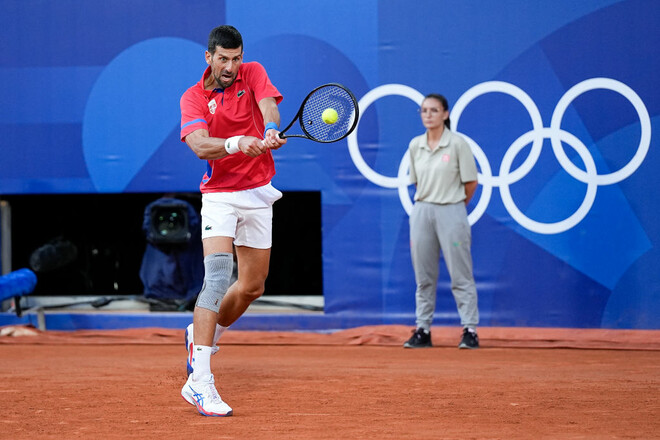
left=185, top=323, right=220, bottom=377
left=181, top=374, right=233, bottom=417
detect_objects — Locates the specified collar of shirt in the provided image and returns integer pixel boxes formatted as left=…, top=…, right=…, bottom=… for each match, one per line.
left=422, top=128, right=452, bottom=152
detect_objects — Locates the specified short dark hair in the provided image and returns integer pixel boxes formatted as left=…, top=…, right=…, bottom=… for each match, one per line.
left=207, top=25, right=243, bottom=53
left=424, top=93, right=451, bottom=129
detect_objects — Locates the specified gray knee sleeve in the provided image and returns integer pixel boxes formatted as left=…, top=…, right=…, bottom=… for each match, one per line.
left=195, top=252, right=233, bottom=313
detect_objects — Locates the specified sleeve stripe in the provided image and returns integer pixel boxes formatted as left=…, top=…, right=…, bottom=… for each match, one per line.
left=182, top=118, right=207, bottom=129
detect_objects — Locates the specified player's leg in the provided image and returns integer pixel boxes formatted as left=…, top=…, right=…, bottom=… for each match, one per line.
left=216, top=245, right=271, bottom=327
left=436, top=202, right=479, bottom=348
left=188, top=194, right=238, bottom=355
left=182, top=193, right=237, bottom=416
left=185, top=238, right=233, bottom=376
left=215, top=182, right=280, bottom=327
left=406, top=202, right=441, bottom=348
left=194, top=236, right=234, bottom=344
left=182, top=235, right=235, bottom=416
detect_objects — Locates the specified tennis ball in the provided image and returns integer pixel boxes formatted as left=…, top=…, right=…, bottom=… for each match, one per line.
left=322, top=108, right=338, bottom=124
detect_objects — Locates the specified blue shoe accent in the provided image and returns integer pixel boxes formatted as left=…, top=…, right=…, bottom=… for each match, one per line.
left=181, top=376, right=233, bottom=417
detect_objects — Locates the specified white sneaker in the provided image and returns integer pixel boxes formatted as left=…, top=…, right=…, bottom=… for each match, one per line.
left=181, top=374, right=233, bottom=417
left=185, top=323, right=220, bottom=377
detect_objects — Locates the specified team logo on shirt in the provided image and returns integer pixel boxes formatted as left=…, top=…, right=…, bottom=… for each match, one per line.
left=208, top=98, right=217, bottom=114
left=237, top=90, right=245, bottom=98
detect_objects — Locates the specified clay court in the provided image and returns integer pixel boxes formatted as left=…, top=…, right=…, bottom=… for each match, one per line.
left=1, top=325, right=658, bottom=439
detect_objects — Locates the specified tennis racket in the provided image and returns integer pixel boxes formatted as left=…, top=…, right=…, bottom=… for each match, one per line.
left=277, top=83, right=359, bottom=143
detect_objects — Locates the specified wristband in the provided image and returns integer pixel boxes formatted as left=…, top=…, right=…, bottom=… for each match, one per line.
left=225, top=136, right=243, bottom=155
left=263, top=122, right=279, bottom=138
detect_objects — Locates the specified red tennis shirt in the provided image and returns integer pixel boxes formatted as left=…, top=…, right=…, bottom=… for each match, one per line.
left=180, top=63, right=283, bottom=193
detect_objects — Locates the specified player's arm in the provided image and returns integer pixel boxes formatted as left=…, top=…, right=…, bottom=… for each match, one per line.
left=185, top=129, right=267, bottom=159
left=259, top=97, right=287, bottom=149
left=464, top=180, right=478, bottom=205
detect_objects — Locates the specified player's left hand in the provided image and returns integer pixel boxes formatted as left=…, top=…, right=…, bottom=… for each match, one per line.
left=264, top=129, right=287, bottom=150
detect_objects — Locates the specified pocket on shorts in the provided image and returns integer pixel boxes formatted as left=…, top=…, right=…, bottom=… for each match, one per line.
left=260, top=183, right=283, bottom=205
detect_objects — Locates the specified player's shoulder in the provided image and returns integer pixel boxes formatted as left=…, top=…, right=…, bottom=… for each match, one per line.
left=180, top=73, right=205, bottom=100
left=181, top=82, right=199, bottom=97
left=180, top=83, right=202, bottom=107
left=240, top=61, right=267, bottom=75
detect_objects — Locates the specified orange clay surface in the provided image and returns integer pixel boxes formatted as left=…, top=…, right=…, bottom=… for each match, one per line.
left=1, top=325, right=659, bottom=439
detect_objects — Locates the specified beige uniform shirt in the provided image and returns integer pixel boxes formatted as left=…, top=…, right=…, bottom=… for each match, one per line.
left=408, top=128, right=478, bottom=204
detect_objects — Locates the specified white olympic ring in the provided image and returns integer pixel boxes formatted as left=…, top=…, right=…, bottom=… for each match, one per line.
left=550, top=78, right=652, bottom=186
left=499, top=128, right=597, bottom=234
left=348, top=79, right=651, bottom=234
left=347, top=84, right=424, bottom=189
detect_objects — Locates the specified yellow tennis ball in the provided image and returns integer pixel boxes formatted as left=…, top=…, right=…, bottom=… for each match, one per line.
left=322, top=108, right=338, bottom=124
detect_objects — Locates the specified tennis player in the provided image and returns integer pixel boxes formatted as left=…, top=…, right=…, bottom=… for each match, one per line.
left=178, top=25, right=286, bottom=417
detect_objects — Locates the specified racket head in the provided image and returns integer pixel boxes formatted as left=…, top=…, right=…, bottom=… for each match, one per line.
left=291, top=83, right=359, bottom=143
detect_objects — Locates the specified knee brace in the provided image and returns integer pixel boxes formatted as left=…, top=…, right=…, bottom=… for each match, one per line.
left=195, top=252, right=233, bottom=313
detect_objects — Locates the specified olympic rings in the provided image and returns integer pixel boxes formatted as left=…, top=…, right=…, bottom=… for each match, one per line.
left=348, top=79, right=651, bottom=234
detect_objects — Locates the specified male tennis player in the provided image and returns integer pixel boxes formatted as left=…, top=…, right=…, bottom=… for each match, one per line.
left=178, top=25, right=287, bottom=417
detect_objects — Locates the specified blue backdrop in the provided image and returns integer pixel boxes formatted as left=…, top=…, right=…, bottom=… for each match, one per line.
left=1, top=0, right=658, bottom=329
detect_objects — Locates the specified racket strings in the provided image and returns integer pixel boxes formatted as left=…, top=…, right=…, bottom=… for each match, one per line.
left=301, top=86, right=357, bottom=142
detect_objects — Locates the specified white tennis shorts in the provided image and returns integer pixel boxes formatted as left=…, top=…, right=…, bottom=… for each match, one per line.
left=200, top=183, right=283, bottom=249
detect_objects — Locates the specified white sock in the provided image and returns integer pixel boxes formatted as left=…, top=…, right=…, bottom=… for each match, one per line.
left=191, top=345, right=214, bottom=381
left=213, top=324, right=228, bottom=344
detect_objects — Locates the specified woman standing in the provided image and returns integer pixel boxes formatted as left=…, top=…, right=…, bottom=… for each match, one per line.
left=403, top=94, right=480, bottom=349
